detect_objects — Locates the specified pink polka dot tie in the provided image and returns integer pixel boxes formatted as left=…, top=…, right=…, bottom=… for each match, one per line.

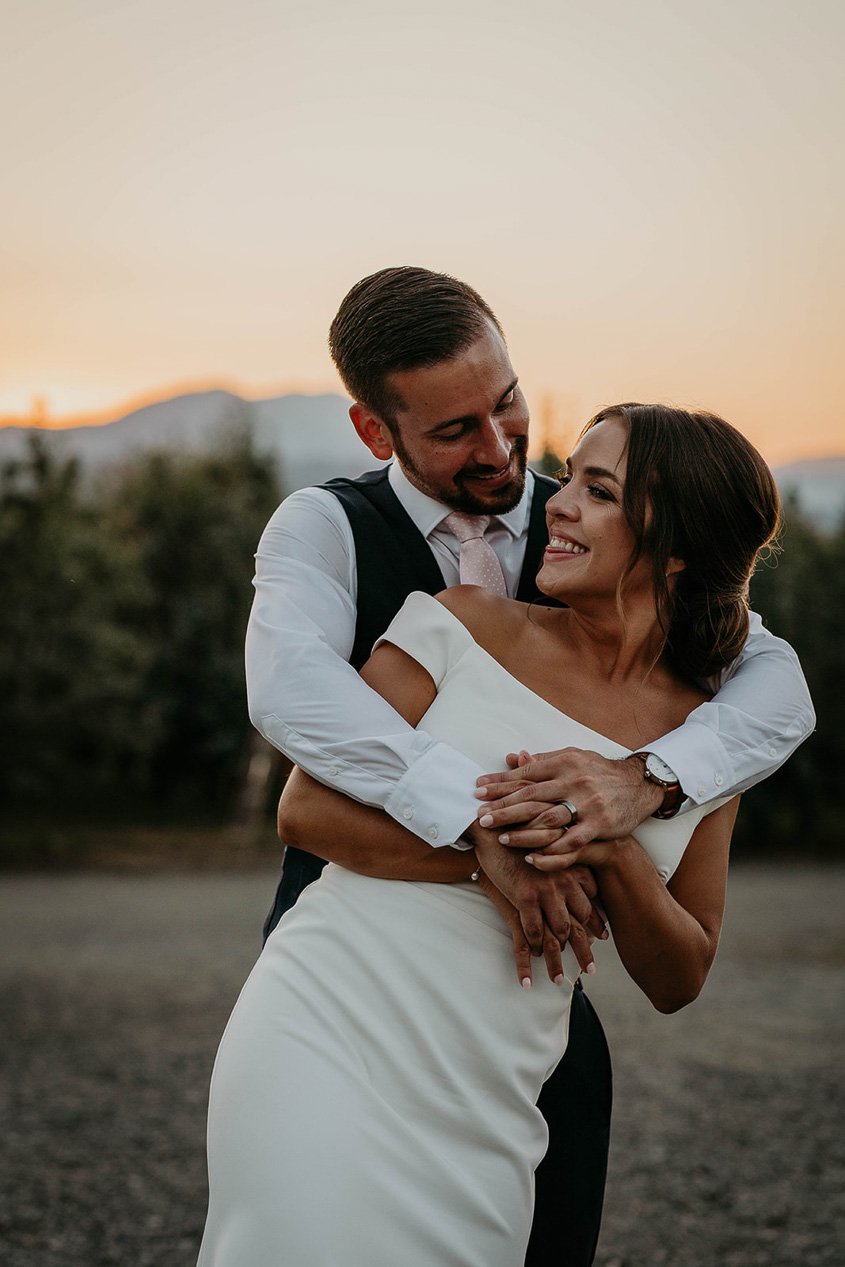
left=442, top=512, right=508, bottom=597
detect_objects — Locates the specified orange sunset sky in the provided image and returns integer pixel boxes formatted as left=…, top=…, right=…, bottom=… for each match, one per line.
left=2, top=0, right=843, bottom=464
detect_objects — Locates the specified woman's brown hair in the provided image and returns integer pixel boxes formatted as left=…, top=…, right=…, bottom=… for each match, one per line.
left=580, top=403, right=781, bottom=682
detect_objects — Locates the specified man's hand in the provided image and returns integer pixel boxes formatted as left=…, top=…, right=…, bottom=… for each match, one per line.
left=474, top=748, right=664, bottom=858
left=465, top=823, right=606, bottom=973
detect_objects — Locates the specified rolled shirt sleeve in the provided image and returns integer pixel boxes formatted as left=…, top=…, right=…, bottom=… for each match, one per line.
left=245, top=488, right=483, bottom=847
left=647, top=611, right=815, bottom=809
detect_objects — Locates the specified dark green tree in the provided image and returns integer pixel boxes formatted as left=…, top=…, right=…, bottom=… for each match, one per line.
left=104, top=433, right=281, bottom=811
left=736, top=501, right=844, bottom=853
left=0, top=437, right=151, bottom=804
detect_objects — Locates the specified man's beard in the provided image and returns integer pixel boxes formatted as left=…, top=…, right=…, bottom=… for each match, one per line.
left=391, top=434, right=530, bottom=516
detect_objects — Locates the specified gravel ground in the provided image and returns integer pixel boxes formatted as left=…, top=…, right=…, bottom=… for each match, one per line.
left=1, top=863, right=843, bottom=1266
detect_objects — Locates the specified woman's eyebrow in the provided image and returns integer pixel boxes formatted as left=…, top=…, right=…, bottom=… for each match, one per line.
left=583, top=465, right=623, bottom=486
left=566, top=456, right=623, bottom=487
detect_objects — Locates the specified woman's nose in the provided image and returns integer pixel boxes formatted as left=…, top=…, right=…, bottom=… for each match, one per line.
left=546, top=485, right=579, bottom=520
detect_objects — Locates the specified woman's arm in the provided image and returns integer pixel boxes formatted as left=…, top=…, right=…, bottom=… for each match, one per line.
left=278, top=766, right=476, bottom=882
left=531, top=797, right=739, bottom=1013
left=278, top=766, right=599, bottom=984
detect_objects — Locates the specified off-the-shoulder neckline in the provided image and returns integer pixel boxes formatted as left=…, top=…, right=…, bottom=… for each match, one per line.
left=405, top=591, right=633, bottom=756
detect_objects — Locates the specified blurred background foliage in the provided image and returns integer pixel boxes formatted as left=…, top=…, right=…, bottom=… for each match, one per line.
left=0, top=438, right=840, bottom=863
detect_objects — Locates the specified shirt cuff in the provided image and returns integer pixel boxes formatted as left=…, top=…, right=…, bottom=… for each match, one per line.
left=384, top=742, right=485, bottom=848
left=646, top=729, right=732, bottom=810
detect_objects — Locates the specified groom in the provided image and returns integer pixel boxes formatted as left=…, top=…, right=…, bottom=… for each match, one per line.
left=245, top=267, right=814, bottom=1265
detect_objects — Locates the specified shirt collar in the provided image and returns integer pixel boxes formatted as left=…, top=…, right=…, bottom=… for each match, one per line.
left=388, top=460, right=533, bottom=542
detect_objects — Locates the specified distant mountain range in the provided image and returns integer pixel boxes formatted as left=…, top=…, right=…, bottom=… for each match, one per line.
left=1, top=389, right=843, bottom=528
left=0, top=389, right=379, bottom=495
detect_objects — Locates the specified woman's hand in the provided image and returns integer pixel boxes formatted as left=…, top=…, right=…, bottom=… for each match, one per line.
left=474, top=864, right=597, bottom=986
left=525, top=836, right=640, bottom=873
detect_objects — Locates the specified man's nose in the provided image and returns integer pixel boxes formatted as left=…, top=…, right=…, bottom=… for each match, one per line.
left=474, top=419, right=511, bottom=468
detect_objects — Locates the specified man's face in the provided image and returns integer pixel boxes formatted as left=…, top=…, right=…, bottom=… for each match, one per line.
left=378, top=321, right=530, bottom=515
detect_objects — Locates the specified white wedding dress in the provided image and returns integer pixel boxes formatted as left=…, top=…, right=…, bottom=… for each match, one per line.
left=198, top=593, right=719, bottom=1267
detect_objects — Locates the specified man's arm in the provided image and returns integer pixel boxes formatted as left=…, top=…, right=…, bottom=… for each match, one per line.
left=245, top=487, right=484, bottom=847
left=473, top=612, right=813, bottom=849
left=647, top=611, right=814, bottom=805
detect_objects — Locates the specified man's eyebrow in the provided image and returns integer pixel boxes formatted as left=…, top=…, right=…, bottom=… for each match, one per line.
left=565, top=457, right=623, bottom=487
left=427, top=377, right=519, bottom=433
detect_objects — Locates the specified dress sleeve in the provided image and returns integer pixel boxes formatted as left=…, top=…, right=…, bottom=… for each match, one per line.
left=374, top=592, right=475, bottom=688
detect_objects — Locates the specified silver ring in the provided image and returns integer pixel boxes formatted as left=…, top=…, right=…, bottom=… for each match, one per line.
left=560, top=800, right=578, bottom=827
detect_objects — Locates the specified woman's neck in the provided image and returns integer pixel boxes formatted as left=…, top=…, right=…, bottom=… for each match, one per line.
left=548, top=597, right=668, bottom=685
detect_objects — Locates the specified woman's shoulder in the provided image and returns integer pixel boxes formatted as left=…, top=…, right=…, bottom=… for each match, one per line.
left=433, top=586, right=530, bottom=653
left=650, top=661, right=713, bottom=731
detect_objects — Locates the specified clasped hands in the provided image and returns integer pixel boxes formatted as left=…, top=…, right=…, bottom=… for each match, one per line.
left=467, top=747, right=663, bottom=987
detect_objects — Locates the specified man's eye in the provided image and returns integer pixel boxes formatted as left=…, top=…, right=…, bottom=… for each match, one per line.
left=557, top=471, right=572, bottom=488
left=495, top=391, right=515, bottom=412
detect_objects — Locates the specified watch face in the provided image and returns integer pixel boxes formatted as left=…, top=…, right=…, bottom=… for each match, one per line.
left=645, top=753, right=678, bottom=785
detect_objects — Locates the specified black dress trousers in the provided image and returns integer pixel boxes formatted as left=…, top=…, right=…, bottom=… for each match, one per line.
left=526, top=982, right=612, bottom=1267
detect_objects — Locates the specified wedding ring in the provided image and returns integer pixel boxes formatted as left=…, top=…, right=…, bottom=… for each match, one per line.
left=560, top=800, right=579, bottom=827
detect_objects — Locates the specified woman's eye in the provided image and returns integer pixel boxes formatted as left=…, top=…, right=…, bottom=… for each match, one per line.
left=588, top=483, right=615, bottom=502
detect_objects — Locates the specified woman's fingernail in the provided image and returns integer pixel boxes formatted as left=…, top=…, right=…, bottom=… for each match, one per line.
left=525, top=855, right=534, bottom=865
left=600, top=928, right=609, bottom=940
left=479, top=814, right=493, bottom=827
left=498, top=833, right=509, bottom=844
left=584, top=962, right=596, bottom=975
left=554, top=974, right=565, bottom=986
left=521, top=977, right=532, bottom=990
left=473, top=787, right=488, bottom=798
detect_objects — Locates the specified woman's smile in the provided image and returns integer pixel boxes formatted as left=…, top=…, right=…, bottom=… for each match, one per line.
left=545, top=534, right=589, bottom=558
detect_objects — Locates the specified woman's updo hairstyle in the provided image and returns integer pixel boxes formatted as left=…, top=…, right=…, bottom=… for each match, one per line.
left=580, top=403, right=781, bottom=682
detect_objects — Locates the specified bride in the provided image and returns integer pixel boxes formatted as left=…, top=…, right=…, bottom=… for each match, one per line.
left=197, top=403, right=781, bottom=1266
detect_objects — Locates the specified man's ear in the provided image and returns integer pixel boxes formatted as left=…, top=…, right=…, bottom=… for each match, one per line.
left=350, top=404, right=395, bottom=462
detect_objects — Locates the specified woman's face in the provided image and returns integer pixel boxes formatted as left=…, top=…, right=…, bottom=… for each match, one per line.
left=537, top=417, right=652, bottom=605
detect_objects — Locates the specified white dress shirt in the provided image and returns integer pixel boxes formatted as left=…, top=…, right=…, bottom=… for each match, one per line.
left=245, top=462, right=815, bottom=847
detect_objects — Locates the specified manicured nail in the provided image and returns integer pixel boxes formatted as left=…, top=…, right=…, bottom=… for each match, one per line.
left=554, top=974, right=565, bottom=986
left=584, top=963, right=596, bottom=975
left=600, top=927, right=609, bottom=940
left=525, top=855, right=534, bottom=865
left=521, top=977, right=532, bottom=990
left=479, top=814, right=493, bottom=827
left=498, top=833, right=509, bottom=844
left=473, top=787, right=488, bottom=798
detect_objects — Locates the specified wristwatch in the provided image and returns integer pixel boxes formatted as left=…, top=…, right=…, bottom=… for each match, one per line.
left=631, top=752, right=683, bottom=820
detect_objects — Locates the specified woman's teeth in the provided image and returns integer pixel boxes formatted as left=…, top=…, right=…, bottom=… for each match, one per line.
left=549, top=538, right=587, bottom=554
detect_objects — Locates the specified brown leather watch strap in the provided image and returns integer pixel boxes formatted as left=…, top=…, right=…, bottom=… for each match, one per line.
left=630, top=753, right=683, bottom=820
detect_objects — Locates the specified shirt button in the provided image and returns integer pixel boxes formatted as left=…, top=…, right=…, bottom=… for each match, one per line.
left=428, top=826, right=439, bottom=841
left=403, top=806, right=414, bottom=820
left=714, top=775, right=724, bottom=787
left=768, top=746, right=777, bottom=757
left=328, top=766, right=339, bottom=777
left=697, top=785, right=706, bottom=799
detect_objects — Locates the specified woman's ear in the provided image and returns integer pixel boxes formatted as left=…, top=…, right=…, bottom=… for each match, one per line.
left=350, top=404, right=395, bottom=462
left=666, top=556, right=686, bottom=578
